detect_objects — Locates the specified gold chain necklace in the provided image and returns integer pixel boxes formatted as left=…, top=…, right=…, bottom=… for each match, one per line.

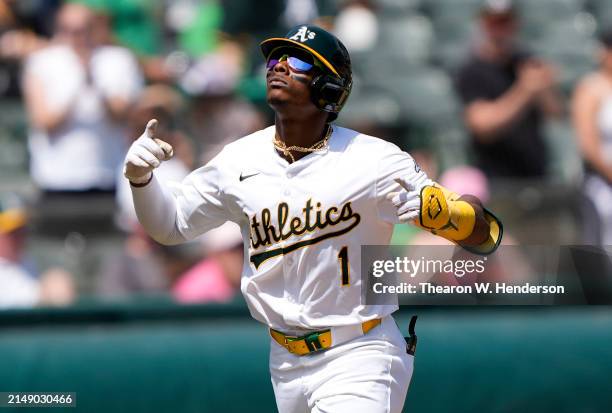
left=273, top=125, right=333, bottom=163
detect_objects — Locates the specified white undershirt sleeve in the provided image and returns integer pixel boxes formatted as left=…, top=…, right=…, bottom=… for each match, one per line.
left=130, top=174, right=184, bottom=244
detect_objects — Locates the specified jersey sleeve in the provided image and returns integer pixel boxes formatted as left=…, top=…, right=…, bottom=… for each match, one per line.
left=170, top=148, right=240, bottom=241
left=375, top=143, right=433, bottom=224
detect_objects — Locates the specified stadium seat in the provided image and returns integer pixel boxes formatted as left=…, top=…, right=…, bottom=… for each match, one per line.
left=374, top=14, right=435, bottom=69
left=425, top=0, right=483, bottom=21
left=361, top=68, right=466, bottom=169
left=543, top=119, right=583, bottom=184
left=424, top=0, right=479, bottom=70
left=431, top=17, right=475, bottom=44
left=373, top=0, right=422, bottom=16
left=0, top=100, right=29, bottom=179
left=516, top=0, right=584, bottom=23
left=433, top=124, right=472, bottom=171
left=531, top=21, right=598, bottom=93
left=586, top=0, right=612, bottom=29
left=594, top=9, right=612, bottom=31
left=370, top=69, right=460, bottom=125
left=339, top=83, right=403, bottom=126
left=433, top=38, right=474, bottom=72
left=426, top=3, right=479, bottom=54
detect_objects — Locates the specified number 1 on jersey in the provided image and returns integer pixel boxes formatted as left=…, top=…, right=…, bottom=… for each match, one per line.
left=338, top=246, right=350, bottom=286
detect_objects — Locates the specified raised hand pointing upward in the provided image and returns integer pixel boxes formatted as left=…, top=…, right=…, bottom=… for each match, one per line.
left=123, top=119, right=174, bottom=185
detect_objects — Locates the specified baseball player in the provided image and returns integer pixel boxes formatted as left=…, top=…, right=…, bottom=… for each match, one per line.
left=123, top=25, right=503, bottom=413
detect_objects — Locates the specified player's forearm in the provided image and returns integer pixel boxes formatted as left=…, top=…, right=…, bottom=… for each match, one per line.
left=415, top=185, right=502, bottom=254
left=29, top=109, right=70, bottom=133
left=24, top=75, right=72, bottom=132
left=130, top=174, right=186, bottom=245
left=581, top=146, right=612, bottom=183
left=466, top=84, right=533, bottom=141
left=416, top=188, right=483, bottom=242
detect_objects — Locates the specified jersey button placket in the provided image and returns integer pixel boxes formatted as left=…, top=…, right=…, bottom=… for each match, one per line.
left=283, top=167, right=292, bottom=197
left=282, top=234, right=295, bottom=270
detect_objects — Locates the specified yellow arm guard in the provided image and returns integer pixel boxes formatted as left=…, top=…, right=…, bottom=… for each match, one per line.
left=417, top=184, right=503, bottom=255
left=418, top=185, right=474, bottom=241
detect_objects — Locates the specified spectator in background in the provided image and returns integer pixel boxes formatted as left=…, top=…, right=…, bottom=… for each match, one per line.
left=454, top=0, right=563, bottom=178
left=334, top=0, right=378, bottom=53
left=0, top=0, right=57, bottom=97
left=0, top=194, right=39, bottom=308
left=0, top=193, right=76, bottom=308
left=71, top=0, right=162, bottom=57
left=181, top=38, right=265, bottom=163
left=22, top=2, right=143, bottom=195
left=98, top=220, right=243, bottom=303
left=75, top=0, right=171, bottom=83
left=96, top=224, right=199, bottom=299
left=572, top=30, right=612, bottom=245
left=173, top=222, right=243, bottom=304
left=38, top=267, right=76, bottom=307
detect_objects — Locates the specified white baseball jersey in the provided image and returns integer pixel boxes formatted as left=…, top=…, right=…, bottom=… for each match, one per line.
left=163, top=125, right=432, bottom=332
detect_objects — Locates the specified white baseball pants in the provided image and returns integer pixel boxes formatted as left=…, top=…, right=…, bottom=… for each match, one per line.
left=269, top=316, right=414, bottom=413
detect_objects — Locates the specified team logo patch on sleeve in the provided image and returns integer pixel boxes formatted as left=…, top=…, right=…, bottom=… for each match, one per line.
left=414, top=160, right=422, bottom=173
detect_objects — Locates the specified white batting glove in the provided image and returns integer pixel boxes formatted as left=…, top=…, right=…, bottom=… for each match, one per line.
left=123, top=119, right=174, bottom=184
left=386, top=177, right=421, bottom=223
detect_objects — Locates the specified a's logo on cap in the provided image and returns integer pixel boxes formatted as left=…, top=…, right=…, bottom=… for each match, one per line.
left=289, top=26, right=316, bottom=43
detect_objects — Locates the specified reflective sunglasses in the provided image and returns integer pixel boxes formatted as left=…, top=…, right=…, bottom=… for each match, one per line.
left=266, top=49, right=324, bottom=73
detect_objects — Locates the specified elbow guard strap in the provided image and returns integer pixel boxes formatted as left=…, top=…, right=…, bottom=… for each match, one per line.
left=418, top=185, right=475, bottom=242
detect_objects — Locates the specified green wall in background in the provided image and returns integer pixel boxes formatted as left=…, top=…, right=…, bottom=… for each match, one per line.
left=0, top=304, right=610, bottom=413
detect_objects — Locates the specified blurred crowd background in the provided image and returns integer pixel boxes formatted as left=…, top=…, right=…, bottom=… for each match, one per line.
left=1, top=0, right=612, bottom=309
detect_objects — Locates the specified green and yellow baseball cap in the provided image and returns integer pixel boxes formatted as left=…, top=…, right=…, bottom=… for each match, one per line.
left=0, top=194, right=27, bottom=234
left=260, top=24, right=352, bottom=80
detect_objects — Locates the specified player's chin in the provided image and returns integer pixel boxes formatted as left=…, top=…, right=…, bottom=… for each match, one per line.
left=267, top=90, right=292, bottom=108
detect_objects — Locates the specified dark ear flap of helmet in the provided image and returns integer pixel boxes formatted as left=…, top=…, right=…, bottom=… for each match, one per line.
left=310, top=74, right=352, bottom=115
